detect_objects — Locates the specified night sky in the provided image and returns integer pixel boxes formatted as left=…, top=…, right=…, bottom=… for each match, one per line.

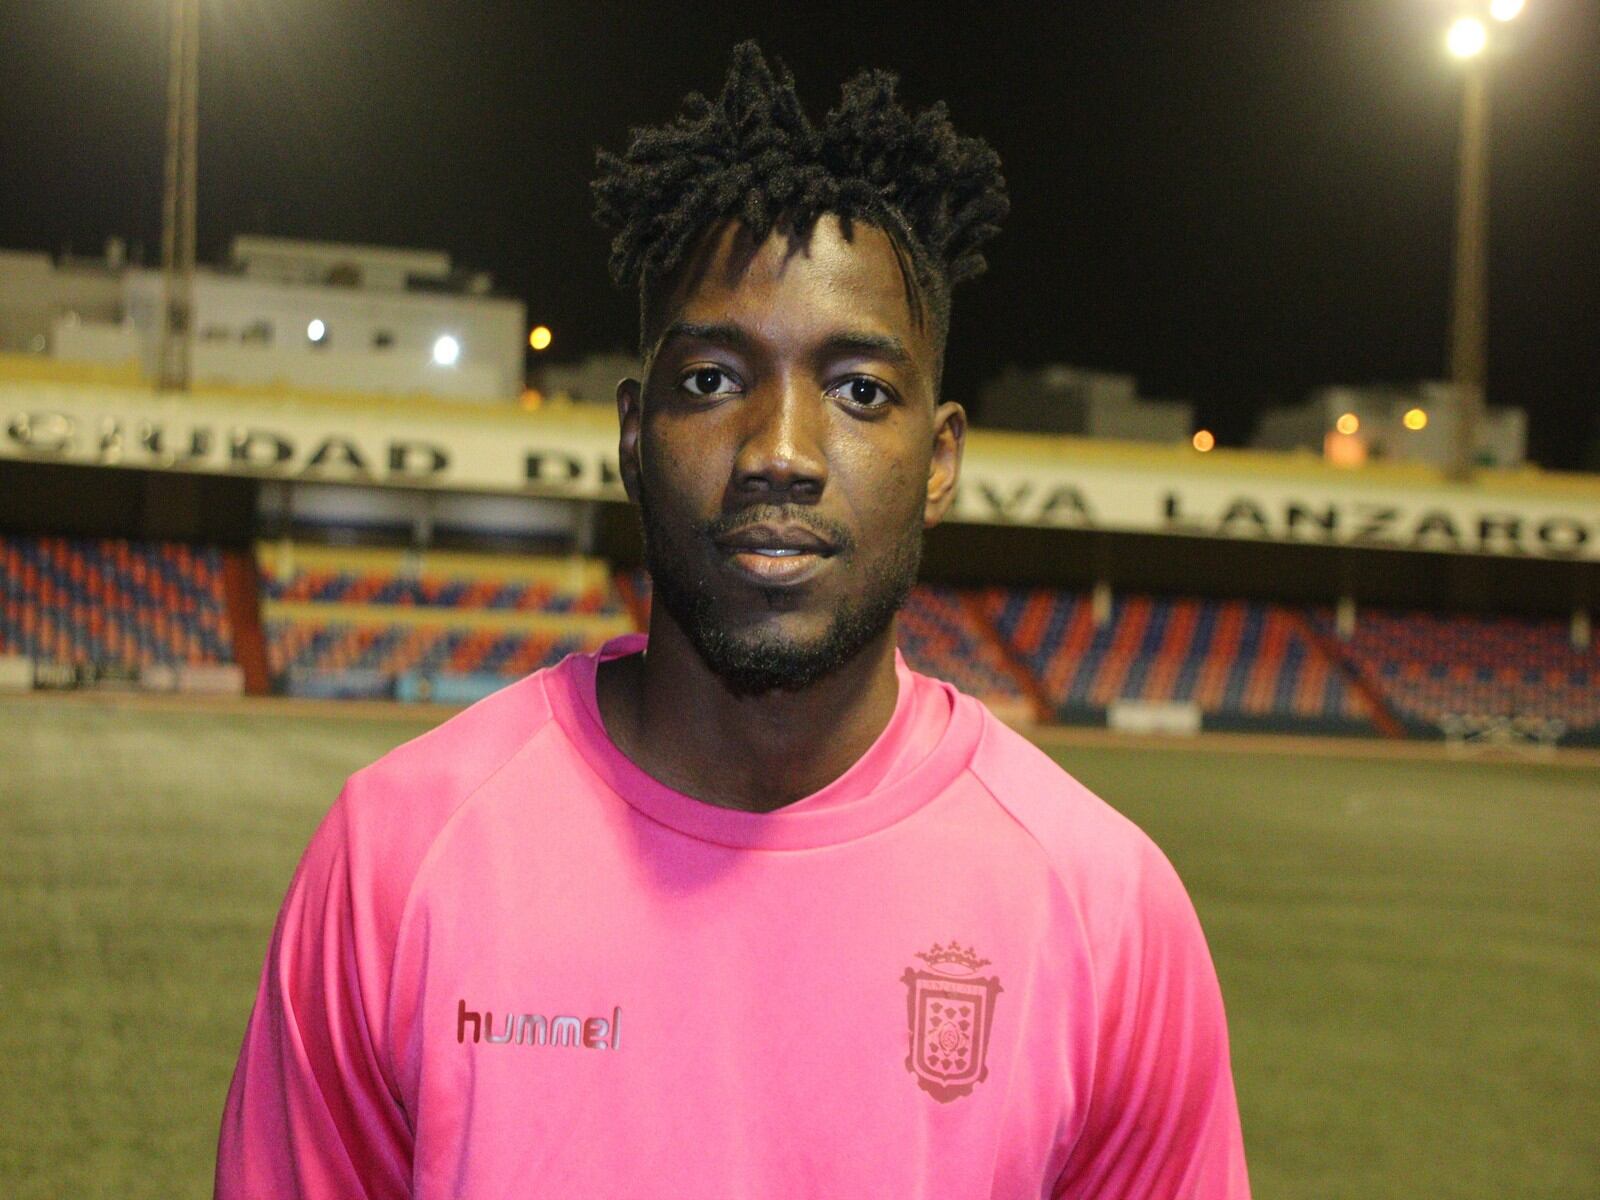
left=3, top=1, right=1597, bottom=468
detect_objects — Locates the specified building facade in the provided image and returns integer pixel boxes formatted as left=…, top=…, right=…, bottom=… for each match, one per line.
left=1, top=237, right=526, bottom=402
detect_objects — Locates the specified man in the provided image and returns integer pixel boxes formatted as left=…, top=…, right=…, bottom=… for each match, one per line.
left=217, top=43, right=1250, bottom=1198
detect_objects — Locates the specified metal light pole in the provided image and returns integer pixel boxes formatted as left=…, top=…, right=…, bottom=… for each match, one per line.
left=1442, top=3, right=1524, bottom=478
left=158, top=0, right=200, bottom=391
left=1448, top=52, right=1488, bottom=479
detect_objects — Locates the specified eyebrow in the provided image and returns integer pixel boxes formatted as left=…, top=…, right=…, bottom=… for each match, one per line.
left=816, top=331, right=914, bottom=371
left=655, top=322, right=914, bottom=371
left=654, top=321, right=753, bottom=354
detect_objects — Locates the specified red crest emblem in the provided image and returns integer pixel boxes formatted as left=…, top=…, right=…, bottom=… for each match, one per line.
left=901, top=942, right=1002, bottom=1103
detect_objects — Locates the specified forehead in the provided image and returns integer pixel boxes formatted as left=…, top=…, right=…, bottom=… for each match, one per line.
left=651, top=216, right=928, bottom=360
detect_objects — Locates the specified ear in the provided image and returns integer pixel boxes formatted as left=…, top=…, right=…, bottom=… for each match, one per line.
left=924, top=400, right=965, bottom=528
left=616, top=377, right=644, bottom=505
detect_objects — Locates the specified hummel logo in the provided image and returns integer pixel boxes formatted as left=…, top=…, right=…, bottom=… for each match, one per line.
left=457, top=999, right=622, bottom=1051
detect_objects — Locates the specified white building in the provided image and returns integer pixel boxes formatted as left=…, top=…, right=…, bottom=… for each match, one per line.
left=978, top=364, right=1193, bottom=443
left=0, top=236, right=526, bottom=403
left=533, top=352, right=640, bottom=405
left=1254, top=382, right=1526, bottom=469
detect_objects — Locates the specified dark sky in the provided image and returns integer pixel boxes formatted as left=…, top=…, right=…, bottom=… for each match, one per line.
left=3, top=1, right=1597, bottom=467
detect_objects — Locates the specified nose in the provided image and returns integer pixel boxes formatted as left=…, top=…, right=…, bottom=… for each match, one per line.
left=731, top=372, right=827, bottom=503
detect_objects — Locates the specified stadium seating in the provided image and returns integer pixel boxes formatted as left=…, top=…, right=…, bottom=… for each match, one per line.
left=263, top=560, right=618, bottom=614
left=260, top=543, right=633, bottom=699
left=1313, top=606, right=1599, bottom=734
left=981, top=588, right=1373, bottom=729
left=0, top=534, right=234, bottom=670
left=895, top=586, right=1035, bottom=719
left=10, top=530, right=1591, bottom=740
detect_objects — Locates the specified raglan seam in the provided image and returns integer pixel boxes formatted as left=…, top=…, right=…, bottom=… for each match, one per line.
left=378, top=676, right=560, bottom=1094
left=963, top=710, right=1143, bottom=1182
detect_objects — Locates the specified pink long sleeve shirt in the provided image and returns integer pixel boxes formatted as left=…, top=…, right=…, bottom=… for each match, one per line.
left=217, top=635, right=1250, bottom=1198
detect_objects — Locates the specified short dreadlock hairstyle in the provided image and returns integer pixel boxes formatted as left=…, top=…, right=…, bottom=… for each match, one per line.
left=592, top=41, right=1008, bottom=365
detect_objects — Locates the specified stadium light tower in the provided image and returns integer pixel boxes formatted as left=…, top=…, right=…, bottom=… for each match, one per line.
left=1441, top=1, right=1524, bottom=478
left=158, top=0, right=200, bottom=391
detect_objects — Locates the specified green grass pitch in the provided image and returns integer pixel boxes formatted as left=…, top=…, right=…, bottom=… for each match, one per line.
left=2, top=697, right=1596, bottom=1198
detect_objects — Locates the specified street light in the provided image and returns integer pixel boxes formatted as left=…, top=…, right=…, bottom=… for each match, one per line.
left=1446, top=16, right=1488, bottom=58
left=1440, top=1, right=1525, bottom=477
left=1443, top=0, right=1526, bottom=46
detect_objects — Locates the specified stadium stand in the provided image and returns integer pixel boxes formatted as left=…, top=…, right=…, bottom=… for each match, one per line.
left=5, top=531, right=1593, bottom=742
left=896, top=586, right=1038, bottom=721
left=0, top=534, right=235, bottom=672
left=259, top=542, right=633, bottom=701
left=1313, top=605, right=1600, bottom=737
left=981, top=588, right=1376, bottom=733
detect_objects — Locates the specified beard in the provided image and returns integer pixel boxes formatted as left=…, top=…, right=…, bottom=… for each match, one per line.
left=637, top=486, right=922, bottom=696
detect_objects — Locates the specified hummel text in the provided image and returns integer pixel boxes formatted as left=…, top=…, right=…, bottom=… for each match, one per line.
left=457, top=999, right=621, bottom=1050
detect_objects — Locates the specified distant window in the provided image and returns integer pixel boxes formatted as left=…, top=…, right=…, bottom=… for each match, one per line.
left=326, top=262, right=362, bottom=288
left=241, top=320, right=273, bottom=345
left=372, top=330, right=395, bottom=349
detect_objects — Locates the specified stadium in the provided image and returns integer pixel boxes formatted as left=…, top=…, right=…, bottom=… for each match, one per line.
left=4, top=240, right=1597, bottom=1197
left=4, top=7, right=1599, bottom=1199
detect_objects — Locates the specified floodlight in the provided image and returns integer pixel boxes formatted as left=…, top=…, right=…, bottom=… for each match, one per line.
left=432, top=335, right=462, bottom=366
left=1447, top=16, right=1488, bottom=59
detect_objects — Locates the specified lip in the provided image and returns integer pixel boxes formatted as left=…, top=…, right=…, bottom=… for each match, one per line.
left=713, top=523, right=837, bottom=556
left=712, top=522, right=840, bottom=588
left=721, top=547, right=833, bottom=587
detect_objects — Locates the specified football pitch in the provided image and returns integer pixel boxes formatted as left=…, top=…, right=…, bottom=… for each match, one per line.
left=2, top=696, right=1596, bottom=1198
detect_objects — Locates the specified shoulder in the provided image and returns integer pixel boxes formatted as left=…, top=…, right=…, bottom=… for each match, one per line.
left=323, top=664, right=564, bottom=925
left=345, top=667, right=556, bottom=825
left=964, top=709, right=1182, bottom=939
left=966, top=712, right=1155, bottom=875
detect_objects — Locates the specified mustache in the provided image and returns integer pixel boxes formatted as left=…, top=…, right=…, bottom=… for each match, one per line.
left=700, top=505, right=855, bottom=555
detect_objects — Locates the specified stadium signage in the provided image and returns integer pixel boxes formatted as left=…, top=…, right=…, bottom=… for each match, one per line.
left=1156, top=492, right=1591, bottom=556
left=1, top=389, right=640, bottom=498
left=941, top=470, right=1596, bottom=557
left=4, top=409, right=460, bottom=483
left=5, top=382, right=1599, bottom=561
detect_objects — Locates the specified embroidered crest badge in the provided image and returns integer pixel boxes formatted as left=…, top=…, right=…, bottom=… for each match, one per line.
left=900, top=941, right=1003, bottom=1103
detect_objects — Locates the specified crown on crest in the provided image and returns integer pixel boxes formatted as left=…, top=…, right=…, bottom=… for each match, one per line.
left=915, top=941, right=991, bottom=973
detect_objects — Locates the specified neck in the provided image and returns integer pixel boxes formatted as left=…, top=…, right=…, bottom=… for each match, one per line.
left=594, top=611, right=900, bottom=813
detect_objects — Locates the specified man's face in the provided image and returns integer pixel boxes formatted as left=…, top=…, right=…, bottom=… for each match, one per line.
left=617, top=215, right=965, bottom=694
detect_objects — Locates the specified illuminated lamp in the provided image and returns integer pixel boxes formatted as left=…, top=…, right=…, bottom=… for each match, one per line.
left=432, top=335, right=462, bottom=367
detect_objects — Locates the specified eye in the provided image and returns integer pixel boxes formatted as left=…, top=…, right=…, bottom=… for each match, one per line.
left=827, top=376, right=895, bottom=410
left=678, top=365, right=742, bottom=397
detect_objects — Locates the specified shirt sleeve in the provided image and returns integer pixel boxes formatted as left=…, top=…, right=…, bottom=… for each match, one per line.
left=1054, top=841, right=1251, bottom=1200
left=215, top=787, right=413, bottom=1199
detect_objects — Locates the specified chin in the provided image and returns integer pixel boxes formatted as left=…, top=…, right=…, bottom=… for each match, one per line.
left=718, top=603, right=836, bottom=643
left=686, top=607, right=890, bottom=697
left=639, top=501, right=919, bottom=696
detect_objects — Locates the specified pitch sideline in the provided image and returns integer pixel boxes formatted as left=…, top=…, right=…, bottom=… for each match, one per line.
left=8, top=688, right=1600, bottom=770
